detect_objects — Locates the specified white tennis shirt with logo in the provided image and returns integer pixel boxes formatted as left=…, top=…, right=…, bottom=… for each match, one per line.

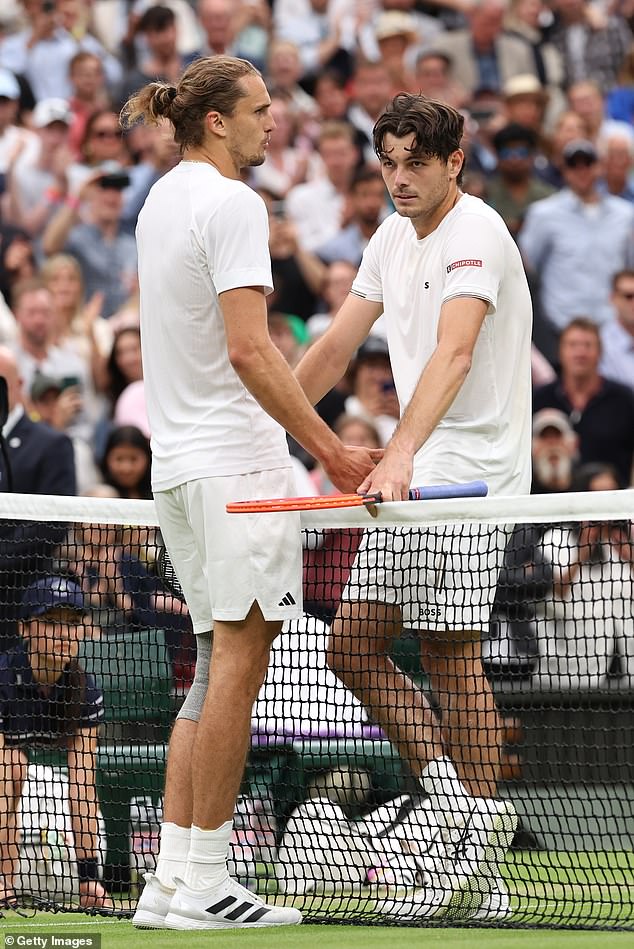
left=351, top=193, right=533, bottom=497
left=136, top=162, right=289, bottom=492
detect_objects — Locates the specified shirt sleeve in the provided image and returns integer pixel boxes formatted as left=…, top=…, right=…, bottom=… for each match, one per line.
left=203, top=187, right=273, bottom=296
left=350, top=227, right=383, bottom=302
left=79, top=672, right=105, bottom=729
left=441, top=211, right=506, bottom=312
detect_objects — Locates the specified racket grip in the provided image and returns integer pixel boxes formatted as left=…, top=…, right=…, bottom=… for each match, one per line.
left=408, top=480, right=488, bottom=501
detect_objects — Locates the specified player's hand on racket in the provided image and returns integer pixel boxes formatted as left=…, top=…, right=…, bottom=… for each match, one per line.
left=356, top=444, right=413, bottom=501
left=321, top=444, right=384, bottom=495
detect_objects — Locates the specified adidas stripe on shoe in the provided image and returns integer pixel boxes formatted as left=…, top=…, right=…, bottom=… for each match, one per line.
left=164, top=875, right=302, bottom=929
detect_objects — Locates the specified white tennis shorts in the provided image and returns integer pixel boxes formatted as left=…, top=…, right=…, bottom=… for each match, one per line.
left=154, top=468, right=303, bottom=632
left=341, top=524, right=509, bottom=630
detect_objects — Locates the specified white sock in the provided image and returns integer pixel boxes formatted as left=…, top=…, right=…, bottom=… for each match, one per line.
left=183, top=821, right=233, bottom=890
left=420, top=756, right=473, bottom=825
left=155, top=822, right=191, bottom=890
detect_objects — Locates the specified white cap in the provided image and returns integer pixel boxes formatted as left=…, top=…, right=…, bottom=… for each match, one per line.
left=532, top=408, right=574, bottom=437
left=0, top=68, right=20, bottom=100
left=32, top=98, right=73, bottom=129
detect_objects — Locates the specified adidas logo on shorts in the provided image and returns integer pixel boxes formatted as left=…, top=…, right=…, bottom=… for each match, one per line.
left=278, top=592, right=296, bottom=607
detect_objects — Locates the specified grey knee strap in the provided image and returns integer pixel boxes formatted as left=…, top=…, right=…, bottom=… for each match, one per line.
left=176, top=630, right=212, bottom=722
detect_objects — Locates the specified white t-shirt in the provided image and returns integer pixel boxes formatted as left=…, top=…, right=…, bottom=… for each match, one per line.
left=136, top=161, right=290, bottom=492
left=351, top=194, right=532, bottom=497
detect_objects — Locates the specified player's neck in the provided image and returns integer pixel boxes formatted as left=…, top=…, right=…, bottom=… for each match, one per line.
left=182, top=145, right=240, bottom=180
left=412, top=187, right=463, bottom=240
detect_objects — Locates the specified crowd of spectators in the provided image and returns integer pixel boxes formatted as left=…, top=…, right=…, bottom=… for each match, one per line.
left=0, top=0, right=633, bottom=687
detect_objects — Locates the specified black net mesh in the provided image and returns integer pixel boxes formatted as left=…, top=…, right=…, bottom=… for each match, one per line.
left=0, top=495, right=632, bottom=929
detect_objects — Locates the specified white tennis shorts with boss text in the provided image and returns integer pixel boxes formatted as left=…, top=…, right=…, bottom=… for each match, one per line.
left=341, top=523, right=510, bottom=631
left=154, top=468, right=303, bottom=632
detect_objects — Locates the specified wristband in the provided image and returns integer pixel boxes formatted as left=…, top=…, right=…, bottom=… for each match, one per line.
left=77, top=857, right=99, bottom=882
left=45, top=186, right=64, bottom=205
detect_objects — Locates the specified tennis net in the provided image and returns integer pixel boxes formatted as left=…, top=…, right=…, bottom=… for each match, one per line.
left=0, top=488, right=632, bottom=929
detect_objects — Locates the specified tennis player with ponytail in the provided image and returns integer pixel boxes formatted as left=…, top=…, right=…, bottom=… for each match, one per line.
left=123, top=56, right=381, bottom=930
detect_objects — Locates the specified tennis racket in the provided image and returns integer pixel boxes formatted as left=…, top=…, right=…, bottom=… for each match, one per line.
left=226, top=480, right=488, bottom=513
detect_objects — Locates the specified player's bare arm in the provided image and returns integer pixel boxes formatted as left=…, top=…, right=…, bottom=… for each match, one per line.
left=358, top=295, right=488, bottom=500
left=220, top=286, right=382, bottom=492
left=294, top=292, right=384, bottom=404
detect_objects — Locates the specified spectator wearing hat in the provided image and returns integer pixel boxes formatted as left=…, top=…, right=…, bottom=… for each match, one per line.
left=501, top=74, right=552, bottom=134
left=0, top=0, right=121, bottom=102
left=0, top=68, right=38, bottom=177
left=432, top=0, right=539, bottom=99
left=371, top=11, right=420, bottom=97
left=4, top=98, right=74, bottom=242
left=485, top=122, right=555, bottom=237
left=519, top=138, right=634, bottom=334
left=0, top=575, right=111, bottom=911
left=344, top=337, right=399, bottom=447
left=531, top=407, right=580, bottom=493
left=42, top=162, right=137, bottom=319
left=535, top=107, right=587, bottom=190
left=533, top=317, right=634, bottom=487
left=600, top=269, right=634, bottom=391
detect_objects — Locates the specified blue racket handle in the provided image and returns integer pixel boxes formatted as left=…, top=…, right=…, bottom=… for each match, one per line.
left=408, top=480, right=488, bottom=501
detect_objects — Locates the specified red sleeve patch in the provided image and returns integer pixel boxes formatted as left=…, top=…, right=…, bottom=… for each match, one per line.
left=446, top=259, right=483, bottom=273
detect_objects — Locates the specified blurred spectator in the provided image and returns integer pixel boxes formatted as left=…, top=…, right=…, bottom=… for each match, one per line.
left=0, top=576, right=111, bottom=910
left=519, top=138, right=634, bottom=333
left=0, top=68, right=38, bottom=177
left=310, top=413, right=382, bottom=495
left=433, top=0, right=539, bottom=99
left=9, top=277, right=92, bottom=439
left=597, top=131, right=634, bottom=202
left=274, top=0, right=355, bottom=85
left=413, top=50, right=468, bottom=111
left=0, top=0, right=121, bottom=102
left=531, top=407, right=580, bottom=493
left=344, top=336, right=399, bottom=447
left=102, top=325, right=143, bottom=418
left=606, top=43, right=634, bottom=124
left=535, top=107, right=587, bottom=188
left=501, top=74, right=551, bottom=134
left=547, top=0, right=632, bottom=93
left=372, top=11, right=419, bottom=97
left=503, top=0, right=564, bottom=112
left=306, top=258, right=359, bottom=344
left=29, top=372, right=99, bottom=493
left=263, top=193, right=325, bottom=320
left=347, top=58, right=393, bottom=165
left=286, top=120, right=359, bottom=251
left=4, top=97, right=74, bottom=241
left=567, top=79, right=634, bottom=147
left=534, top=462, right=634, bottom=690
left=0, top=346, right=76, bottom=647
left=313, top=68, right=350, bottom=123
left=356, top=0, right=444, bottom=68
left=113, top=378, right=149, bottom=438
left=316, top=165, right=387, bottom=266
left=267, top=311, right=309, bottom=368
left=265, top=39, right=318, bottom=124
left=600, top=269, right=634, bottom=389
left=533, top=317, right=634, bottom=486
left=113, top=4, right=198, bottom=110
left=486, top=122, right=555, bottom=237
left=66, top=51, right=109, bottom=159
left=65, top=109, right=130, bottom=196
left=0, top=226, right=36, bottom=312
left=99, top=423, right=152, bottom=500
left=198, top=0, right=269, bottom=72
left=42, top=165, right=138, bottom=318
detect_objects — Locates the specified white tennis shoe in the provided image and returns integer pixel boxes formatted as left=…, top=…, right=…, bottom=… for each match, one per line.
left=164, top=875, right=302, bottom=929
left=132, top=873, right=174, bottom=929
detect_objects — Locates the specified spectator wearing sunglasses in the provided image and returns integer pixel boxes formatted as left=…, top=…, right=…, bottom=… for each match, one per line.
left=600, top=269, right=634, bottom=391
left=519, top=138, right=634, bottom=335
left=485, top=122, right=555, bottom=238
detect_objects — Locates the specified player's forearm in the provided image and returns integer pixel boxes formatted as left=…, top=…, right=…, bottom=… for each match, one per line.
left=294, top=334, right=350, bottom=406
left=231, top=342, right=341, bottom=467
left=390, top=346, right=472, bottom=458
